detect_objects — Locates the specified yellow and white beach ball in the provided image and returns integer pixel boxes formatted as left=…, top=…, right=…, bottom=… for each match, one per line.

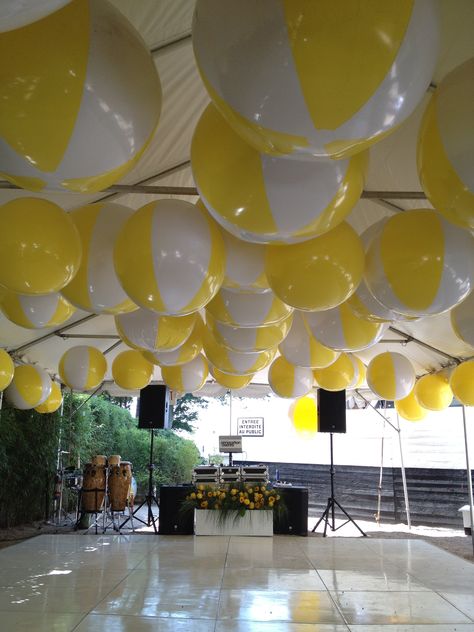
left=161, top=354, right=209, bottom=393
left=268, top=356, right=313, bottom=399
left=220, top=228, right=269, bottom=292
left=193, top=0, right=439, bottom=160
left=210, top=366, right=253, bottom=390
left=193, top=104, right=367, bottom=244
left=115, top=199, right=225, bottom=315
left=206, top=288, right=292, bottom=328
left=207, top=313, right=292, bottom=353
left=415, top=372, right=453, bottom=411
left=0, top=289, right=75, bottom=330
left=0, top=198, right=81, bottom=295
left=5, top=364, right=52, bottom=410
left=395, top=389, right=428, bottom=422
left=304, top=302, right=387, bottom=352
left=365, top=210, right=474, bottom=317
left=289, top=395, right=318, bottom=436
left=142, top=316, right=204, bottom=367
left=0, top=1, right=71, bottom=33
left=265, top=222, right=365, bottom=311
left=35, top=381, right=63, bottom=414
left=62, top=203, right=136, bottom=315
left=418, top=58, right=474, bottom=231
left=451, top=291, right=474, bottom=348
left=450, top=360, right=474, bottom=407
left=59, top=345, right=107, bottom=391
left=112, top=350, right=153, bottom=391
left=0, top=349, right=14, bottom=391
left=367, top=352, right=416, bottom=401
left=279, top=311, right=339, bottom=369
left=203, top=330, right=276, bottom=376
left=313, top=353, right=359, bottom=392
left=0, top=0, right=161, bottom=193
left=348, top=356, right=367, bottom=390
left=116, top=308, right=197, bottom=354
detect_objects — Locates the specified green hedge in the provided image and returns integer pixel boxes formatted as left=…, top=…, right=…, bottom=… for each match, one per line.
left=0, top=392, right=200, bottom=528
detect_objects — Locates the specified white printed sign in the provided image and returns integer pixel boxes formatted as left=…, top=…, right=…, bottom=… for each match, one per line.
left=237, top=417, right=264, bottom=437
left=219, top=435, right=243, bottom=453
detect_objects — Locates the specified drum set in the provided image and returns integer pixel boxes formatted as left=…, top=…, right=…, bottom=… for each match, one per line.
left=75, top=455, right=137, bottom=533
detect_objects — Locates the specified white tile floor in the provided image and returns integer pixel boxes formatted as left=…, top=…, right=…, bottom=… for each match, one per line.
left=0, top=534, right=473, bottom=631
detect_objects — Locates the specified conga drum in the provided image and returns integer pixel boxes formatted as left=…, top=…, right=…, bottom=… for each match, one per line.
left=92, top=455, right=107, bottom=466
left=81, top=463, right=106, bottom=512
left=108, top=455, right=121, bottom=466
left=108, top=461, right=132, bottom=511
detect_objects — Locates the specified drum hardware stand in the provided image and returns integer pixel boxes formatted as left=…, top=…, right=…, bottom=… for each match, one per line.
left=75, top=480, right=108, bottom=534
left=120, top=428, right=159, bottom=533
left=312, top=433, right=367, bottom=537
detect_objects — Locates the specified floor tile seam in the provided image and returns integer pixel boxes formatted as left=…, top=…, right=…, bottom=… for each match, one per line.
left=213, top=536, right=231, bottom=627
left=432, top=590, right=474, bottom=623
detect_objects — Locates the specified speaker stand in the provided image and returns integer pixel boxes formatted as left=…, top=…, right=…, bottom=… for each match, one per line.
left=120, top=429, right=159, bottom=533
left=312, top=433, right=367, bottom=537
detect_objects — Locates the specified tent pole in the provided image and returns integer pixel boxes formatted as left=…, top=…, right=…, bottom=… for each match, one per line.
left=396, top=413, right=411, bottom=530
left=461, top=405, right=474, bottom=554
left=229, top=389, right=233, bottom=434
left=376, top=412, right=386, bottom=525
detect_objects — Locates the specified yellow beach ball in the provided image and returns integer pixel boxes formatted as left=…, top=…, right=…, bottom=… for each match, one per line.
left=450, top=361, right=474, bottom=407
left=265, top=222, right=365, bottom=311
left=268, top=356, right=313, bottom=399
left=207, top=312, right=292, bottom=353
left=210, top=366, right=253, bottom=390
left=418, top=58, right=474, bottom=231
left=5, top=364, right=52, bottom=409
left=142, top=316, right=204, bottom=367
left=0, top=0, right=161, bottom=193
left=0, top=198, right=81, bottom=295
left=193, top=0, right=439, bottom=159
left=0, top=349, right=14, bottom=391
left=451, top=291, right=474, bottom=348
left=304, top=302, right=387, bottom=352
left=35, top=381, right=63, bottom=414
left=289, top=396, right=318, bottom=436
left=62, top=203, right=137, bottom=315
left=206, top=288, right=292, bottom=328
left=220, top=223, right=270, bottom=291
left=279, top=311, right=339, bottom=369
left=203, top=330, right=276, bottom=376
left=415, top=373, right=453, bottom=411
left=161, top=354, right=209, bottom=393
left=367, top=352, right=416, bottom=401
left=0, top=289, right=75, bottom=329
left=365, top=209, right=474, bottom=317
left=112, top=350, right=153, bottom=391
left=0, top=1, right=71, bottom=32
left=115, top=199, right=225, bottom=315
left=313, top=353, right=358, bottom=392
left=59, top=346, right=107, bottom=391
left=192, top=103, right=367, bottom=244
left=116, top=308, right=196, bottom=353
left=395, top=389, right=428, bottom=422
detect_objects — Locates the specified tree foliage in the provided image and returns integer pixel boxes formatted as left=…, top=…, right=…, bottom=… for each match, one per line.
left=171, top=393, right=208, bottom=432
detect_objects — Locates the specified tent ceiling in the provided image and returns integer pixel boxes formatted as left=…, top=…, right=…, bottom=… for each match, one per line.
left=1, top=0, right=473, bottom=396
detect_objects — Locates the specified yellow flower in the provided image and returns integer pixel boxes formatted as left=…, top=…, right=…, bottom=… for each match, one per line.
left=201, top=500, right=208, bottom=508
left=244, top=498, right=250, bottom=505
left=230, top=488, right=238, bottom=496
left=198, top=484, right=205, bottom=491
left=261, top=486, right=266, bottom=492
left=276, top=495, right=280, bottom=501
left=269, top=496, right=275, bottom=503
left=265, top=490, right=270, bottom=496
left=239, top=497, right=244, bottom=503
left=207, top=491, right=213, bottom=497
left=220, top=493, right=226, bottom=500
left=197, top=493, right=203, bottom=499
left=255, top=486, right=260, bottom=492
left=190, top=492, right=196, bottom=499
left=249, top=502, right=255, bottom=509
left=248, top=488, right=253, bottom=494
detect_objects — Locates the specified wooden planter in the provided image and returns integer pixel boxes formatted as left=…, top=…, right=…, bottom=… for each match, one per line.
left=194, top=509, right=273, bottom=536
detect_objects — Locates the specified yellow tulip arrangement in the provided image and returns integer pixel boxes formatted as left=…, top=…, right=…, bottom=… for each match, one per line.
left=181, top=482, right=285, bottom=523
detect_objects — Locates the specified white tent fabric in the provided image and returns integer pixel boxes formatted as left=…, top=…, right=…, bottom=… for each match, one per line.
left=1, top=0, right=473, bottom=396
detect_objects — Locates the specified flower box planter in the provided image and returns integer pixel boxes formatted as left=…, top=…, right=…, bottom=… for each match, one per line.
left=194, top=509, right=273, bottom=536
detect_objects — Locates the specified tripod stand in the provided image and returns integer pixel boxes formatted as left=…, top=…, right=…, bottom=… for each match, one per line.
left=312, top=433, right=366, bottom=537
left=120, top=428, right=159, bottom=533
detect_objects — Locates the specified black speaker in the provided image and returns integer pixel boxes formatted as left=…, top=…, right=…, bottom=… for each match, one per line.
left=318, top=388, right=346, bottom=433
left=158, top=485, right=194, bottom=535
left=273, top=486, right=308, bottom=536
left=138, top=385, right=172, bottom=429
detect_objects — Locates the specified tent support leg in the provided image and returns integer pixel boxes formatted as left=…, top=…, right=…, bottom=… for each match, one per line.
left=461, top=406, right=474, bottom=554
left=396, top=414, right=411, bottom=530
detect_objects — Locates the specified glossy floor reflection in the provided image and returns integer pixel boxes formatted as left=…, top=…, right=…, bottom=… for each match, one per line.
left=0, top=534, right=473, bottom=631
